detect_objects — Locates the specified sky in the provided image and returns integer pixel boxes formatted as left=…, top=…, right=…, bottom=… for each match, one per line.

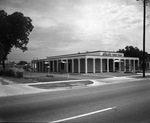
left=0, top=0, right=150, bottom=62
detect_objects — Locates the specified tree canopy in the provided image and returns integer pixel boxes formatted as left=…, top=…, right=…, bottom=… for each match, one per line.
left=117, top=46, right=149, bottom=62
left=17, top=61, right=28, bottom=65
left=0, top=10, right=34, bottom=68
left=137, top=0, right=150, bottom=5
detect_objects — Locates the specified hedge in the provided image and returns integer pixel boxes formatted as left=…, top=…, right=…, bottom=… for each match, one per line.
left=0, top=68, right=23, bottom=78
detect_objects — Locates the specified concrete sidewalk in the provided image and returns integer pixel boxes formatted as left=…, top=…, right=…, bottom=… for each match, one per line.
left=0, top=78, right=102, bottom=97
left=0, top=84, right=47, bottom=97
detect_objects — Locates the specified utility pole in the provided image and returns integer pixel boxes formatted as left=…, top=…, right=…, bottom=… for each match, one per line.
left=137, top=0, right=146, bottom=77
left=143, top=0, right=146, bottom=77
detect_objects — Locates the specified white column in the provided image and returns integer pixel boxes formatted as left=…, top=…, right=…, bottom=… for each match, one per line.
left=39, top=61, right=41, bottom=72
left=72, top=59, right=74, bottom=73
left=129, top=59, right=131, bottom=71
left=107, top=59, right=109, bottom=72
left=57, top=60, right=59, bottom=72
left=78, top=59, right=80, bottom=73
left=133, top=60, right=135, bottom=71
left=66, top=59, right=68, bottom=73
left=35, top=62, right=37, bottom=72
left=52, top=61, right=54, bottom=72
left=36, top=62, right=38, bottom=72
left=138, top=60, right=139, bottom=70
left=93, top=58, right=95, bottom=73
left=119, top=59, right=121, bottom=71
left=85, top=58, right=87, bottom=74
left=35, top=62, right=36, bottom=71
left=100, top=59, right=103, bottom=73
left=49, top=61, right=51, bottom=72
left=33, top=62, right=35, bottom=72
left=32, top=62, right=35, bottom=72
left=124, top=59, right=126, bottom=72
left=113, top=59, right=115, bottom=72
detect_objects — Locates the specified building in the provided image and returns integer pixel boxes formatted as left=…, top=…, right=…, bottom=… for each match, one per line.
left=146, top=55, right=150, bottom=70
left=31, top=50, right=139, bottom=74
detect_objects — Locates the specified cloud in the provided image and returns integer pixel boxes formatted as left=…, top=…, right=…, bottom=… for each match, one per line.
left=52, top=0, right=145, bottom=52
left=72, top=1, right=143, bottom=39
left=1, top=0, right=150, bottom=62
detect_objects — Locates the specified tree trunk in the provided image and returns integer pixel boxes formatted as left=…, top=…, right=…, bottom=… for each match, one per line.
left=2, top=60, right=5, bottom=69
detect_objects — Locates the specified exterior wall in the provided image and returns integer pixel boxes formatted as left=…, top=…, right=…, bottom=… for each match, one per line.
left=74, top=59, right=78, bottom=73
left=87, top=58, right=93, bottom=73
left=43, top=63, right=47, bottom=72
left=146, top=62, right=150, bottom=69
left=62, top=61, right=67, bottom=73
left=80, top=59, right=85, bottom=73
left=102, top=59, right=107, bottom=72
left=58, top=62, right=66, bottom=73
left=115, top=62, right=119, bottom=71
left=39, top=62, right=42, bottom=72
left=37, top=62, right=39, bottom=72
left=121, top=61, right=124, bottom=71
left=131, top=60, right=134, bottom=71
left=109, top=59, right=113, bottom=72
left=125, top=60, right=129, bottom=71
left=54, top=61, right=57, bottom=72
left=50, top=61, right=53, bottom=72
left=58, top=61, right=61, bottom=72
left=68, top=59, right=72, bottom=73
left=95, top=59, right=100, bottom=73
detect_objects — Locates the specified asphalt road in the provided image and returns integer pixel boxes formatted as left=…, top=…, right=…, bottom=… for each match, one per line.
left=0, top=79, right=150, bottom=123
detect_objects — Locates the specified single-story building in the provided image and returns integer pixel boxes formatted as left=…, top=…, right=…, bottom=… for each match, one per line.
left=31, top=50, right=139, bottom=73
left=146, top=55, right=150, bottom=70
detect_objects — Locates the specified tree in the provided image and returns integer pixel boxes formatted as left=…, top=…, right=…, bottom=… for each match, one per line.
left=0, top=10, right=34, bottom=69
left=0, top=42, right=5, bottom=61
left=17, top=61, right=28, bottom=65
left=137, top=0, right=150, bottom=5
left=117, top=46, right=149, bottom=63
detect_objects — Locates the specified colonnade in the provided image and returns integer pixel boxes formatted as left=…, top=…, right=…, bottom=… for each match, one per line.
left=32, top=57, right=139, bottom=73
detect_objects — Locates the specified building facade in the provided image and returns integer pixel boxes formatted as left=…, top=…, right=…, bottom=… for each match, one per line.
left=31, top=50, right=139, bottom=74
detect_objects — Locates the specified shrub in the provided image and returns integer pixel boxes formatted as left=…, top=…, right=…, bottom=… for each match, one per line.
left=0, top=68, right=23, bottom=78
left=0, top=70, right=3, bottom=76
left=4, top=69, right=16, bottom=77
left=16, top=71, right=23, bottom=78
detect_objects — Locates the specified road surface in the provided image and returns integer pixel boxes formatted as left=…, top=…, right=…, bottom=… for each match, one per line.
left=0, top=79, right=150, bottom=122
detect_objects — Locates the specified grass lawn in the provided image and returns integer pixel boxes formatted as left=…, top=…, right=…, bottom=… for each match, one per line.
left=0, top=75, right=77, bottom=84
left=130, top=75, right=150, bottom=79
left=30, top=80, right=93, bottom=89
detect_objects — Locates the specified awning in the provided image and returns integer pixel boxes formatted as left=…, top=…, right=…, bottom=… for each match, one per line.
left=44, top=61, right=49, bottom=64
left=58, top=60, right=67, bottom=63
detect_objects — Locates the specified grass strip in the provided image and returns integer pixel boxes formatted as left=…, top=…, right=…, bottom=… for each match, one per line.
left=30, top=81, right=93, bottom=89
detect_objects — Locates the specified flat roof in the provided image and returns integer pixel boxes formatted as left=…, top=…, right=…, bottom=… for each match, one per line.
left=47, top=50, right=123, bottom=59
